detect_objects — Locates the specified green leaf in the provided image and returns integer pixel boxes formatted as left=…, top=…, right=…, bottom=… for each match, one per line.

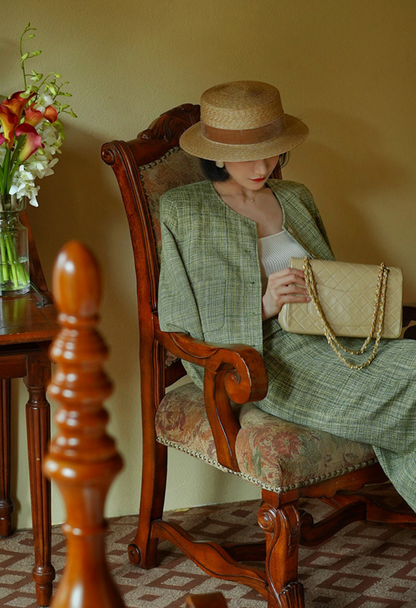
left=70, top=109, right=78, bottom=118
left=54, top=73, right=62, bottom=78
left=21, top=52, right=29, bottom=61
left=31, top=50, right=42, bottom=57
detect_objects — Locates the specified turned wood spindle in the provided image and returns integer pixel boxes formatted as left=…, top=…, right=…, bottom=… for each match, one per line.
left=43, top=241, right=125, bottom=608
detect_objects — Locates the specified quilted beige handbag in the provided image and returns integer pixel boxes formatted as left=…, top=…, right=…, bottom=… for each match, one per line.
left=279, top=258, right=403, bottom=370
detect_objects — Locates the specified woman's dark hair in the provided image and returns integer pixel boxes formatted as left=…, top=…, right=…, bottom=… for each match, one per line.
left=199, top=152, right=290, bottom=182
left=199, top=159, right=229, bottom=182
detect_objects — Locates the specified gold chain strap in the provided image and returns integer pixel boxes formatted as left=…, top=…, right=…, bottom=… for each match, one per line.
left=303, top=258, right=390, bottom=370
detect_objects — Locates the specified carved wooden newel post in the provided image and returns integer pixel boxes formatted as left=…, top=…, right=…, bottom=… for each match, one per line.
left=43, top=241, right=125, bottom=608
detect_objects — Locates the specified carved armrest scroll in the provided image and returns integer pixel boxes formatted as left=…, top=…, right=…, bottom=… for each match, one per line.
left=154, top=321, right=268, bottom=471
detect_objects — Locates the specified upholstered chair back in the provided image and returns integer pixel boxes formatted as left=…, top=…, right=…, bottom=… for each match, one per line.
left=137, top=147, right=204, bottom=264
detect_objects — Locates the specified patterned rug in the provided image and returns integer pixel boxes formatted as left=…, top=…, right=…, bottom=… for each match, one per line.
left=1, top=497, right=416, bottom=608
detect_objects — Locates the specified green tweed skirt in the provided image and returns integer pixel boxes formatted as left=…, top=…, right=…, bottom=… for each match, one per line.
left=257, top=318, right=416, bottom=511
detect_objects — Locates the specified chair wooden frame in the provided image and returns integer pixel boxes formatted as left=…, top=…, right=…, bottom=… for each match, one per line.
left=102, top=105, right=416, bottom=608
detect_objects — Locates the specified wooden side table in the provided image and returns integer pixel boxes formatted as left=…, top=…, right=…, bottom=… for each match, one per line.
left=0, top=287, right=59, bottom=607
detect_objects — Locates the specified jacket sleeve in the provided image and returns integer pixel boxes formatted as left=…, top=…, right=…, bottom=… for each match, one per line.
left=158, top=192, right=204, bottom=341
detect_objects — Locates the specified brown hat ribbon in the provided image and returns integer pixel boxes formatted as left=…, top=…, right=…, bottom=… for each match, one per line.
left=201, top=113, right=286, bottom=145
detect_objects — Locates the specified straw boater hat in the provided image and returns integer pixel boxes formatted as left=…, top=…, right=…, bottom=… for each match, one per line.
left=180, top=81, right=309, bottom=162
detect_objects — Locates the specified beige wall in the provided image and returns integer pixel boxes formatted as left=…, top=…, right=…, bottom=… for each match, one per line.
left=3, top=0, right=416, bottom=528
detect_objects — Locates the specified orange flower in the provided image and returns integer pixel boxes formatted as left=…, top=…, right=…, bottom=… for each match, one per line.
left=2, top=91, right=33, bottom=122
left=25, top=102, right=58, bottom=127
left=0, top=105, right=19, bottom=149
left=15, top=123, right=44, bottom=161
left=0, top=91, right=34, bottom=148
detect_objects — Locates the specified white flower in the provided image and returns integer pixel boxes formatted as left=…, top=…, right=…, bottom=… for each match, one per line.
left=34, top=93, right=54, bottom=113
left=9, top=166, right=41, bottom=206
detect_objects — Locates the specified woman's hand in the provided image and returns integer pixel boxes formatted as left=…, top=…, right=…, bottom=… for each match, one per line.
left=262, top=268, right=310, bottom=320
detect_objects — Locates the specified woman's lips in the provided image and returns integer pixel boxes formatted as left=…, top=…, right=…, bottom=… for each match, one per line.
left=250, top=177, right=266, bottom=182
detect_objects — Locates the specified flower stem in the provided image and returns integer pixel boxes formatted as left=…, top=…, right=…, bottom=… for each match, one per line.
left=0, top=235, right=10, bottom=282
left=4, top=234, right=19, bottom=287
left=16, top=259, right=27, bottom=285
left=7, top=137, right=25, bottom=193
left=1, top=149, right=11, bottom=196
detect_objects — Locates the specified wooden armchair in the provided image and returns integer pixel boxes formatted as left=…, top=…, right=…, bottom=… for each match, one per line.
left=101, top=105, right=416, bottom=608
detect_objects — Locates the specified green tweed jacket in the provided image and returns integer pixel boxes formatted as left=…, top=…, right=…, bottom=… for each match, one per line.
left=159, top=180, right=416, bottom=515
left=158, top=179, right=334, bottom=386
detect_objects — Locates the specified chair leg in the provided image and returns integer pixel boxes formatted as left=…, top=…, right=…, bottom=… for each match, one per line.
left=128, top=439, right=168, bottom=569
left=259, top=490, right=305, bottom=608
left=0, top=379, right=13, bottom=537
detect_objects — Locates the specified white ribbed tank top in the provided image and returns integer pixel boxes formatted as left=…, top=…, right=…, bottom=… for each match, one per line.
left=258, top=230, right=309, bottom=291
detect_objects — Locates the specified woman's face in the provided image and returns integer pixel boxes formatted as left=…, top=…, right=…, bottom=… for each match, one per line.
left=224, top=155, right=280, bottom=190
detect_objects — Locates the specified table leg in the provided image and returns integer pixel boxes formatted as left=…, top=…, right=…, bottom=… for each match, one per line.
left=0, top=379, right=13, bottom=537
left=25, top=351, right=55, bottom=607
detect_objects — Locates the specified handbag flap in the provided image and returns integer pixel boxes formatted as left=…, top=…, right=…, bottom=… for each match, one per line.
left=279, top=258, right=403, bottom=339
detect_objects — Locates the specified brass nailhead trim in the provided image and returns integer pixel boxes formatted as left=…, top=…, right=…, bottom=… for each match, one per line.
left=156, top=436, right=377, bottom=494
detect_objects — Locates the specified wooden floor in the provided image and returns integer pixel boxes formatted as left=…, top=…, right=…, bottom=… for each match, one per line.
left=1, top=497, right=416, bottom=608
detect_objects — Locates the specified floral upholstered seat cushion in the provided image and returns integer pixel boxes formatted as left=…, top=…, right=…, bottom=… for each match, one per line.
left=235, top=405, right=376, bottom=491
left=155, top=383, right=377, bottom=493
left=156, top=383, right=219, bottom=461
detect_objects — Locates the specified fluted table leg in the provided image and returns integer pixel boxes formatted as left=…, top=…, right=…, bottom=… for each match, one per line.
left=25, top=351, right=55, bottom=607
left=0, top=379, right=13, bottom=537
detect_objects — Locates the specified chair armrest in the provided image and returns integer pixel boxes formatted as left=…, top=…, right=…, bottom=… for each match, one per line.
left=403, top=304, right=416, bottom=340
left=154, top=320, right=268, bottom=471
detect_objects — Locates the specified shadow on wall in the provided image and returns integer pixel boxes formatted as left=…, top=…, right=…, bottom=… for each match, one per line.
left=19, top=123, right=147, bottom=521
left=27, top=120, right=142, bottom=437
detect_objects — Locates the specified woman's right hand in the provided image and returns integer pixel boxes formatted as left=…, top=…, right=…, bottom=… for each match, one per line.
left=262, top=267, right=311, bottom=320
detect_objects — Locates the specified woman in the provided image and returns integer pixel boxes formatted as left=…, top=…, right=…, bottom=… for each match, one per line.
left=158, top=80, right=416, bottom=511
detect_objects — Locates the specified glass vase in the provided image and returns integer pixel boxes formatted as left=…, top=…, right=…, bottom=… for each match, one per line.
left=0, top=194, right=30, bottom=295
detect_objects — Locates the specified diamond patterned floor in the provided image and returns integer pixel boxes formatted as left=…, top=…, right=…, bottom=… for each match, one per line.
left=1, top=497, right=416, bottom=608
